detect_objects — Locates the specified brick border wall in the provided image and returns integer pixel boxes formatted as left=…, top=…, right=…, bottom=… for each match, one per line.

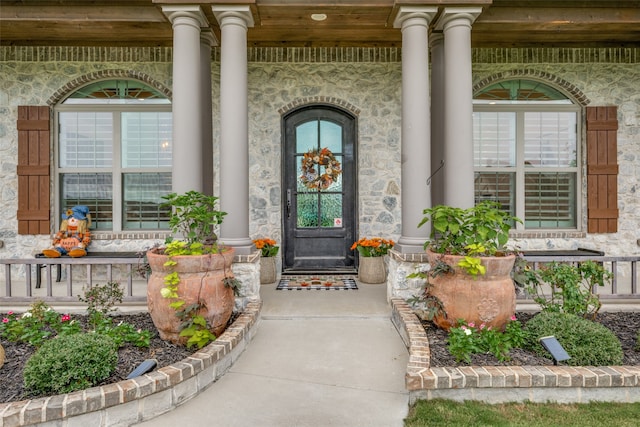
left=0, top=301, right=262, bottom=427
left=2, top=297, right=638, bottom=425
left=390, top=298, right=640, bottom=404
left=2, top=46, right=639, bottom=64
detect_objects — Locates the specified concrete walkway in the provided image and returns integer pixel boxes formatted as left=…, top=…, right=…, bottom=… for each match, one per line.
left=135, top=281, right=410, bottom=427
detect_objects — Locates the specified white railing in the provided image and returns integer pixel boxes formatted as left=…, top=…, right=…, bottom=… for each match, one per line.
left=520, top=254, right=639, bottom=299
left=1, top=253, right=638, bottom=305
left=0, top=253, right=147, bottom=304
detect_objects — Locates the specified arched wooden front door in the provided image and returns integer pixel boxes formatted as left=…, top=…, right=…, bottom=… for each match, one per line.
left=282, top=105, right=357, bottom=272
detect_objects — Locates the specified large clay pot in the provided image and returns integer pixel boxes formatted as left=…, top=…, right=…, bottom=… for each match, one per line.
left=358, top=256, right=387, bottom=284
left=146, top=247, right=235, bottom=344
left=426, top=249, right=516, bottom=331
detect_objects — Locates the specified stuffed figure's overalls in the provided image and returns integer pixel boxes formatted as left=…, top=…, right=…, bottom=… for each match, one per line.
left=42, top=205, right=92, bottom=258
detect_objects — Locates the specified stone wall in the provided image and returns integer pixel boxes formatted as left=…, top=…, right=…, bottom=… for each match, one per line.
left=246, top=61, right=403, bottom=246
left=0, top=47, right=638, bottom=278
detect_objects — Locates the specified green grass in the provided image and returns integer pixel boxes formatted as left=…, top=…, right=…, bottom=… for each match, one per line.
left=405, top=399, right=640, bottom=427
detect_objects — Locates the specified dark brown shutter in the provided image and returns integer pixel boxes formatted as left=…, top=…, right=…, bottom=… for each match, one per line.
left=17, top=106, right=51, bottom=235
left=586, top=106, right=619, bottom=233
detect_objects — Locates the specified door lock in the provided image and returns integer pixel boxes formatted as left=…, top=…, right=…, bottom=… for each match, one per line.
left=287, top=189, right=292, bottom=218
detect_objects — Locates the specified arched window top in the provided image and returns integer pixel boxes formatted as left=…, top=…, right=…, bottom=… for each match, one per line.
left=474, top=79, right=572, bottom=105
left=62, top=79, right=170, bottom=105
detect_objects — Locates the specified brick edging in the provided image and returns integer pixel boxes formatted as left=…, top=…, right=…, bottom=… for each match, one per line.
left=390, top=298, right=640, bottom=404
left=0, top=301, right=262, bottom=427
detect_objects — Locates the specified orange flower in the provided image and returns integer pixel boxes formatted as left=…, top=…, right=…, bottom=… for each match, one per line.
left=351, top=237, right=395, bottom=257
left=253, top=238, right=279, bottom=257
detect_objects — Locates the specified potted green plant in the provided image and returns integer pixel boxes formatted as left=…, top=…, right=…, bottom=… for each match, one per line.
left=146, top=191, right=238, bottom=348
left=417, top=201, right=521, bottom=331
left=253, top=237, right=279, bottom=284
left=351, top=237, right=395, bottom=284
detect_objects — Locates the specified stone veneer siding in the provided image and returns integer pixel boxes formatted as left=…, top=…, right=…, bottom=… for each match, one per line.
left=0, top=301, right=262, bottom=427
left=391, top=298, right=640, bottom=405
left=0, top=46, right=638, bottom=269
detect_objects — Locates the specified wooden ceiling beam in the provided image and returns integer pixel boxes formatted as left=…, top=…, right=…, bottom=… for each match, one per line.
left=248, top=27, right=400, bottom=43
left=1, top=1, right=638, bottom=48
left=0, top=5, right=167, bottom=22
left=478, top=6, right=640, bottom=25
left=1, top=22, right=173, bottom=46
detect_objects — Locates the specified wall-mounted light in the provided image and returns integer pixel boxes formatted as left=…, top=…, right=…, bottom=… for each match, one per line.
left=311, top=13, right=327, bottom=22
left=539, top=336, right=570, bottom=365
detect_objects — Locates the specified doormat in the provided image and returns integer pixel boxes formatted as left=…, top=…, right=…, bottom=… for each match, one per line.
left=276, top=276, right=358, bottom=291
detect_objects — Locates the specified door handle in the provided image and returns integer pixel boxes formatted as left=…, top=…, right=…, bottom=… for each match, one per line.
left=287, top=189, right=292, bottom=218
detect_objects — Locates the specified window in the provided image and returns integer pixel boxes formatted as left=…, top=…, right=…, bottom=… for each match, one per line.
left=474, top=79, right=580, bottom=229
left=56, top=79, right=172, bottom=231
left=295, top=119, right=343, bottom=228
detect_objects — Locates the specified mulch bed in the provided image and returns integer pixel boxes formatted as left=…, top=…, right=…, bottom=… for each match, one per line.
left=1, top=313, right=199, bottom=404
left=425, top=311, right=640, bottom=367
left=1, top=311, right=639, bottom=404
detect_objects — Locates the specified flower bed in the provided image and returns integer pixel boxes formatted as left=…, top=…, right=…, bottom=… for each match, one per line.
left=391, top=298, right=640, bottom=404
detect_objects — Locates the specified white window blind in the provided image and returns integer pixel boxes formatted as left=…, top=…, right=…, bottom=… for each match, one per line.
left=59, top=112, right=113, bottom=168
left=122, top=112, right=172, bottom=168
left=524, top=112, right=576, bottom=167
left=473, top=112, right=516, bottom=167
left=123, top=173, right=172, bottom=229
left=61, top=173, right=114, bottom=229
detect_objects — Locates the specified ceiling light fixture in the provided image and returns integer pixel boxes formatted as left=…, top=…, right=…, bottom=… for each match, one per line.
left=311, top=13, right=327, bottom=22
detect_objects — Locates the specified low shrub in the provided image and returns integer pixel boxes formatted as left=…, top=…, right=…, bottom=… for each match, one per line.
left=23, top=333, right=118, bottom=395
left=523, top=311, right=623, bottom=366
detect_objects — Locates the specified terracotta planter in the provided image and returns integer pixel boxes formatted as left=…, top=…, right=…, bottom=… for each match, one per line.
left=260, top=256, right=277, bottom=284
left=426, top=249, right=516, bottom=331
left=146, top=247, right=235, bottom=344
left=358, top=256, right=387, bottom=284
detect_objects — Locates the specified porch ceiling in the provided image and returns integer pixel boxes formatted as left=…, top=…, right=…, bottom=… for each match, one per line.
left=1, top=1, right=639, bottom=48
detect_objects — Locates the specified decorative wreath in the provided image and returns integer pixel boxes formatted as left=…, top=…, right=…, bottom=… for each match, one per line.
left=299, top=147, right=342, bottom=190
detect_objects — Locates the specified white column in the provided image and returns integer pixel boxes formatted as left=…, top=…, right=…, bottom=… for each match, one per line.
left=393, top=7, right=438, bottom=253
left=213, top=5, right=255, bottom=254
left=162, top=6, right=208, bottom=194
left=201, top=29, right=217, bottom=196
left=435, top=8, right=482, bottom=209
left=430, top=33, right=445, bottom=207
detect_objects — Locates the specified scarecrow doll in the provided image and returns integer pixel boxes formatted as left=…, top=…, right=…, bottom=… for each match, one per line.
left=42, top=205, right=92, bottom=258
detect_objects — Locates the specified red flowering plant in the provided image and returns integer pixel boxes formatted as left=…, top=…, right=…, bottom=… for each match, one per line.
left=1, top=284, right=151, bottom=349
left=0, top=301, right=81, bottom=347
left=253, top=238, right=279, bottom=257
left=351, top=237, right=395, bottom=257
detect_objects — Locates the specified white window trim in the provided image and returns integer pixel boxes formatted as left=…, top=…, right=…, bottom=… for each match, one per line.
left=54, top=103, right=172, bottom=233
left=473, top=103, right=582, bottom=231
